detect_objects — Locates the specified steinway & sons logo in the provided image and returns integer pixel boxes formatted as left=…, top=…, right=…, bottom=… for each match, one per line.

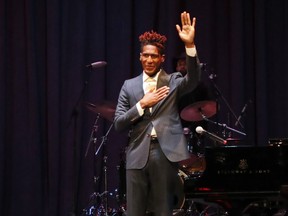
left=216, top=158, right=271, bottom=175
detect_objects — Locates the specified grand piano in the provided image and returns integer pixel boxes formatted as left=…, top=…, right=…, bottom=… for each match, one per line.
left=177, top=97, right=288, bottom=215
left=180, top=143, right=288, bottom=215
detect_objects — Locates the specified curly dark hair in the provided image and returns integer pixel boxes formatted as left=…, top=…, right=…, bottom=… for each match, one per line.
left=139, top=30, right=167, bottom=54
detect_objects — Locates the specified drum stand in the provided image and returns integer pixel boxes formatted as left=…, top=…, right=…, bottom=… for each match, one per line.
left=82, top=120, right=115, bottom=216
left=184, top=199, right=200, bottom=216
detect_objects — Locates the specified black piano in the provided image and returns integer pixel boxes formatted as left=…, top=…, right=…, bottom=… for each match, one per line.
left=181, top=144, right=288, bottom=215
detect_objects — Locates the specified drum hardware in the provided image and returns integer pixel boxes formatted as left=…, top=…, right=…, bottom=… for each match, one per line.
left=180, top=99, right=245, bottom=140
left=82, top=191, right=110, bottom=216
left=183, top=199, right=200, bottom=216
left=204, top=67, right=238, bottom=130
left=82, top=112, right=116, bottom=216
left=179, top=65, right=249, bottom=143
left=175, top=198, right=230, bottom=216
left=85, top=102, right=126, bottom=215
left=172, top=209, right=185, bottom=216
left=180, top=100, right=217, bottom=122
left=183, top=127, right=194, bottom=153
left=203, top=66, right=251, bottom=139
left=183, top=127, right=191, bottom=135
left=85, top=113, right=100, bottom=157
left=180, top=127, right=206, bottom=179
left=178, top=153, right=206, bottom=179
left=184, top=128, right=203, bottom=158
left=86, top=101, right=116, bottom=122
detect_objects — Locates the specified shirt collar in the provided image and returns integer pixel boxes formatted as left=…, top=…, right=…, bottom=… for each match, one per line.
left=143, top=69, right=161, bottom=82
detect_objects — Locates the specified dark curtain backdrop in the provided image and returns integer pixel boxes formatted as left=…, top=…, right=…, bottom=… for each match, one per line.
left=1, top=0, right=288, bottom=215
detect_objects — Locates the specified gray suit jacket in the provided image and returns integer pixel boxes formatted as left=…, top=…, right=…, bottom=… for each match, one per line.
left=114, top=55, right=201, bottom=169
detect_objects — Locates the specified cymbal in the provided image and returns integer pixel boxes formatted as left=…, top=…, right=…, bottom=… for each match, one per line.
left=180, top=100, right=217, bottom=122
left=86, top=101, right=116, bottom=122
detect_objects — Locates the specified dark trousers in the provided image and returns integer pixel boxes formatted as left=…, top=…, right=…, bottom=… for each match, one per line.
left=126, top=141, right=179, bottom=216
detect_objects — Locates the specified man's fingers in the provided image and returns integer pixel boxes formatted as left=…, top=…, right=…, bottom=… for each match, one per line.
left=157, top=86, right=170, bottom=91
left=191, top=17, right=196, bottom=28
left=176, top=24, right=181, bottom=33
left=186, top=13, right=191, bottom=25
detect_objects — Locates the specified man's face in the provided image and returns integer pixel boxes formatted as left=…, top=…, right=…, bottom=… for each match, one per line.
left=140, top=45, right=165, bottom=77
left=176, top=58, right=187, bottom=76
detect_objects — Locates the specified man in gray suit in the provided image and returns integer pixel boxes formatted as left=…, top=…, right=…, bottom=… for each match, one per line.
left=114, top=11, right=201, bottom=216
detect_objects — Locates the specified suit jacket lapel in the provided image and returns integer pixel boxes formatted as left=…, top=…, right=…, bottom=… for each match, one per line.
left=133, top=74, right=144, bottom=103
left=157, top=69, right=170, bottom=89
left=152, top=70, right=170, bottom=112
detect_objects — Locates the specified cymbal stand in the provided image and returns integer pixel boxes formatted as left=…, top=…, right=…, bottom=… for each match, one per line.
left=94, top=122, right=115, bottom=216
left=82, top=113, right=102, bottom=216
left=184, top=199, right=200, bottom=216
left=85, top=113, right=100, bottom=157
left=82, top=118, right=115, bottom=216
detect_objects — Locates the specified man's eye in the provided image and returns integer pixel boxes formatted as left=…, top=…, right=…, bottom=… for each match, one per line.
left=142, top=54, right=160, bottom=59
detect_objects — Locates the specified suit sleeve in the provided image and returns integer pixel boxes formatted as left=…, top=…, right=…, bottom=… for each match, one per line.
left=114, top=80, right=142, bottom=132
left=178, top=55, right=201, bottom=97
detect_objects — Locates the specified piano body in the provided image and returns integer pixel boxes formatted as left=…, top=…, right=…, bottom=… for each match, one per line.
left=182, top=144, right=288, bottom=215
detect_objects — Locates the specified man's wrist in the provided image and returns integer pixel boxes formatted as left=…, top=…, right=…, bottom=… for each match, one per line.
left=186, top=46, right=197, bottom=57
left=136, top=102, right=145, bottom=115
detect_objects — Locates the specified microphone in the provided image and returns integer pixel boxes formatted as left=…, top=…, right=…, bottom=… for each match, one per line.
left=86, top=61, right=107, bottom=69
left=196, top=126, right=227, bottom=145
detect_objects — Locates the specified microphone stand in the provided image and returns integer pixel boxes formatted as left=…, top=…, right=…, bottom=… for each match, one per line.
left=68, top=62, right=106, bottom=216
left=204, top=66, right=245, bottom=136
left=67, top=67, right=90, bottom=216
left=202, top=114, right=246, bottom=137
